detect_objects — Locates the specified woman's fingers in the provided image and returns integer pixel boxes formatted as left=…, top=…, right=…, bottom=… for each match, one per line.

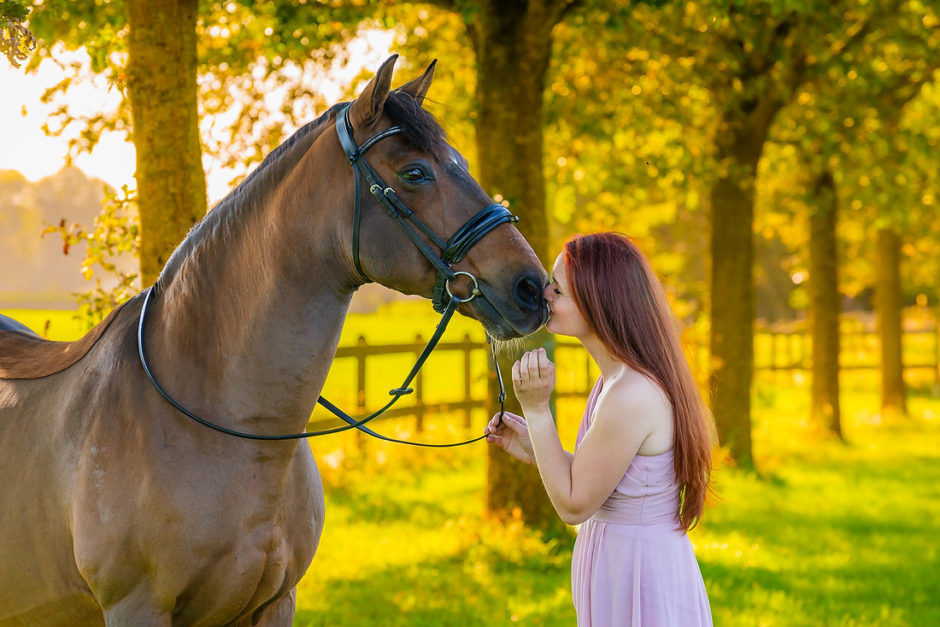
left=514, top=350, right=540, bottom=385
left=484, top=413, right=503, bottom=434
left=517, top=349, right=551, bottom=380
left=538, top=348, right=554, bottom=382
left=485, top=411, right=526, bottom=433
left=532, top=349, right=544, bottom=378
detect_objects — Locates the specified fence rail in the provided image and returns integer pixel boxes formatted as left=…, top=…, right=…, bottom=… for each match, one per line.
left=307, top=320, right=940, bottom=432
left=755, top=322, right=940, bottom=374
left=307, top=334, right=480, bottom=433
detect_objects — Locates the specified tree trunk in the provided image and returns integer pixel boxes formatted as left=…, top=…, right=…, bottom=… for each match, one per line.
left=468, top=1, right=569, bottom=532
left=485, top=330, right=562, bottom=533
left=876, top=227, right=907, bottom=418
left=125, top=0, right=207, bottom=285
left=709, top=171, right=755, bottom=469
left=707, top=77, right=783, bottom=469
left=808, top=170, right=842, bottom=438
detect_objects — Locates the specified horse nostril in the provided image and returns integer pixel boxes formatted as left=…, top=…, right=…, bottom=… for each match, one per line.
left=513, top=274, right=544, bottom=313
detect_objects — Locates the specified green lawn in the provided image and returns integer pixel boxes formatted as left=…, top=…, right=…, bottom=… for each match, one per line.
left=0, top=308, right=90, bottom=340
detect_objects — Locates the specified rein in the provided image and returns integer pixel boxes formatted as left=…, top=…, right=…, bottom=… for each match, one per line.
left=137, top=286, right=506, bottom=445
left=136, top=104, right=516, bottom=446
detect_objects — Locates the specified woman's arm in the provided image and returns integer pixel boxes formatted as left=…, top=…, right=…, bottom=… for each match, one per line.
left=514, top=349, right=659, bottom=525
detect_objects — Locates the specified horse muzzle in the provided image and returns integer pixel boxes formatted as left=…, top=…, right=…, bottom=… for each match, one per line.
left=467, top=272, right=548, bottom=340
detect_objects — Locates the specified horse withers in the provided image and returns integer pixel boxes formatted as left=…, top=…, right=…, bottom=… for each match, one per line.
left=0, top=56, right=547, bottom=626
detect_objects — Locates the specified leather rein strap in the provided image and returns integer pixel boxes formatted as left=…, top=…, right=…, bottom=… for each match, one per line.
left=136, top=104, right=513, bottom=445
left=138, top=287, right=505, bottom=445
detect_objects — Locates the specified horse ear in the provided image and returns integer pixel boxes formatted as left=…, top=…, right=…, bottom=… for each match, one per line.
left=348, top=54, right=398, bottom=129
left=397, top=59, right=437, bottom=106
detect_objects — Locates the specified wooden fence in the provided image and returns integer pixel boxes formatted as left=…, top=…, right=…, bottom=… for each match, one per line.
left=755, top=318, right=940, bottom=376
left=305, top=335, right=598, bottom=433
left=307, top=318, right=940, bottom=432
left=307, top=334, right=481, bottom=433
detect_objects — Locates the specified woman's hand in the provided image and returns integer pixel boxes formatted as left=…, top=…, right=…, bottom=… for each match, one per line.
left=512, top=348, right=555, bottom=415
left=484, top=411, right=535, bottom=465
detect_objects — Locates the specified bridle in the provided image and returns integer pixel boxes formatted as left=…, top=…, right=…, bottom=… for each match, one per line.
left=137, top=103, right=515, bottom=446
left=335, top=103, right=518, bottom=313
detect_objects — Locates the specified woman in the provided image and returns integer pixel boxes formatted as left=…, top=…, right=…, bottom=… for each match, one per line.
left=485, top=232, right=714, bottom=626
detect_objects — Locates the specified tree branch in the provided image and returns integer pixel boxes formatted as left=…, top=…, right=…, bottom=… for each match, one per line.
left=558, top=0, right=585, bottom=22
left=416, top=0, right=456, bottom=11
left=822, top=0, right=903, bottom=62
left=877, top=61, right=940, bottom=113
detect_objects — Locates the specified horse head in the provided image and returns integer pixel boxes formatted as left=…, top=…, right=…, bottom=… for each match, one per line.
left=325, top=55, right=548, bottom=340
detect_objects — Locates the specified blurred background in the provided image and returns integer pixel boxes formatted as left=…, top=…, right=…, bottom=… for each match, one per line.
left=1, top=1, right=938, bottom=624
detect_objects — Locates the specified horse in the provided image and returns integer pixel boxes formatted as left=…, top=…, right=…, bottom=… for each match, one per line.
left=0, top=55, right=547, bottom=626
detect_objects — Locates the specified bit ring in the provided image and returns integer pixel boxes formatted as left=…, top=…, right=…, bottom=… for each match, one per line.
left=445, top=271, right=480, bottom=303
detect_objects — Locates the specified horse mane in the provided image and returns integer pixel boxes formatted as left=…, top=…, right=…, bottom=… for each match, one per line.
left=155, top=102, right=346, bottom=291
left=154, top=89, right=447, bottom=293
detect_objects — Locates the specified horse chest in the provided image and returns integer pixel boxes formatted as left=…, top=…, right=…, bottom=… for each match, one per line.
left=174, top=459, right=323, bottom=623
left=73, top=438, right=323, bottom=622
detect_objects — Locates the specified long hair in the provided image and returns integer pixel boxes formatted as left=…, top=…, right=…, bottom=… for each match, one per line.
left=563, top=232, right=714, bottom=530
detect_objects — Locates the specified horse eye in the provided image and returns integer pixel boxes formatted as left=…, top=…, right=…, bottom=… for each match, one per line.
left=400, top=166, right=430, bottom=184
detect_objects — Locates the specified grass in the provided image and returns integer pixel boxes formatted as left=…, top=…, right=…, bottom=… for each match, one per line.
left=702, top=411, right=940, bottom=625
left=4, top=306, right=939, bottom=624
left=0, top=308, right=90, bottom=341
left=295, top=378, right=940, bottom=626
left=298, top=425, right=576, bottom=626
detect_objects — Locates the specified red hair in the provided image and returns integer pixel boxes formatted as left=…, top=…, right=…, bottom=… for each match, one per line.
left=564, top=232, right=714, bottom=530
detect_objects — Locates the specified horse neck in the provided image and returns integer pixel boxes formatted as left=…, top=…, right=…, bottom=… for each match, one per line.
left=146, top=165, right=355, bottom=436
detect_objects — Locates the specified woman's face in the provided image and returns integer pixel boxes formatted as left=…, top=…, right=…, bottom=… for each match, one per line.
left=544, top=253, right=593, bottom=339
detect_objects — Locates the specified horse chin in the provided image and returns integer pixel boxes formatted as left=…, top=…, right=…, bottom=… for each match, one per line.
left=465, top=292, right=546, bottom=341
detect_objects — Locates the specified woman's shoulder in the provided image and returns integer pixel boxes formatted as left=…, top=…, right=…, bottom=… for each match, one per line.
left=603, top=369, right=671, bottom=412
left=596, top=369, right=674, bottom=453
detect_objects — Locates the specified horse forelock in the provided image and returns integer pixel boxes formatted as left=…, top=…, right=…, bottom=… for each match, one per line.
left=385, top=90, right=450, bottom=159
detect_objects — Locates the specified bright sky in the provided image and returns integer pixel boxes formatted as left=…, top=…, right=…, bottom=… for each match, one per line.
left=0, top=32, right=395, bottom=204
left=0, top=47, right=135, bottom=190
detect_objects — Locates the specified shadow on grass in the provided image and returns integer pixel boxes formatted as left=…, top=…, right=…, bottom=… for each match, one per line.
left=700, top=425, right=940, bottom=626
left=294, top=545, right=574, bottom=626
left=703, top=547, right=940, bottom=626
left=325, top=485, right=460, bottom=525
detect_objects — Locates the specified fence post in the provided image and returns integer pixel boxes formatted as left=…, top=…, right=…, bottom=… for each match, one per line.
left=585, top=344, right=592, bottom=388
left=463, top=333, right=472, bottom=429
left=414, top=334, right=425, bottom=433
left=769, top=330, right=777, bottom=373
left=935, top=314, right=940, bottom=398
left=356, top=336, right=367, bottom=449
left=788, top=332, right=797, bottom=371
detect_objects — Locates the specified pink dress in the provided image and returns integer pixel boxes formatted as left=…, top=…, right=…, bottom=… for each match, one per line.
left=571, top=379, right=711, bottom=626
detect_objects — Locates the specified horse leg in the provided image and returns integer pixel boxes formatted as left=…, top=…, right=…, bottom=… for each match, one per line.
left=248, top=588, right=297, bottom=627
left=100, top=584, right=171, bottom=627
